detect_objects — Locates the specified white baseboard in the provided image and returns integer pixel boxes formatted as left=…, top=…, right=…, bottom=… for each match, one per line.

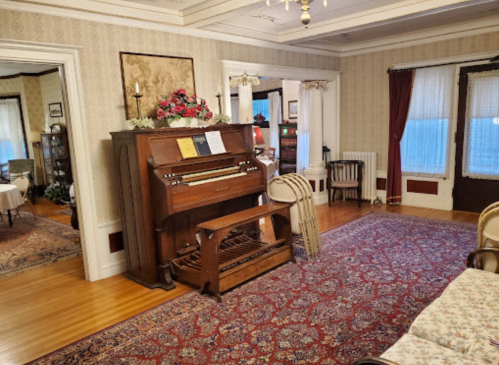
left=96, top=218, right=127, bottom=280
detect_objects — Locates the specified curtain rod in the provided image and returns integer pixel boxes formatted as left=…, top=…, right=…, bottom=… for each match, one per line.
left=386, top=55, right=499, bottom=73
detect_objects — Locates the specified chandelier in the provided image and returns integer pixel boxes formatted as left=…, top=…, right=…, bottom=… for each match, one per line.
left=266, top=0, right=327, bottom=26
left=229, top=72, right=261, bottom=88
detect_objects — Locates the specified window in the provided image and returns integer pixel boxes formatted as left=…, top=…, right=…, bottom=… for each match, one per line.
left=462, top=72, right=499, bottom=179
left=253, top=99, right=269, bottom=121
left=0, top=98, right=27, bottom=165
left=401, top=65, right=455, bottom=177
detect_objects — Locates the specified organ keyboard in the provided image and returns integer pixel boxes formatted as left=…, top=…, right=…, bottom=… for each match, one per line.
left=111, top=124, right=295, bottom=298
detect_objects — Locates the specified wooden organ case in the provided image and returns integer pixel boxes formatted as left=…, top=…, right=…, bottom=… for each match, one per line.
left=111, top=124, right=295, bottom=300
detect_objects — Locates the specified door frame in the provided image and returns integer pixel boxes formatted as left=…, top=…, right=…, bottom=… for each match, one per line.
left=453, top=61, right=499, bottom=212
left=0, top=38, right=101, bottom=282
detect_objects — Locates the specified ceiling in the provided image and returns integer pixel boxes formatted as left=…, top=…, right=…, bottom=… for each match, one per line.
left=9, top=0, right=499, bottom=55
left=0, top=62, right=59, bottom=77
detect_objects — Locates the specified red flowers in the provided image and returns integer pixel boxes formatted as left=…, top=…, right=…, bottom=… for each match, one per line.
left=156, top=88, right=212, bottom=124
left=183, top=108, right=197, bottom=118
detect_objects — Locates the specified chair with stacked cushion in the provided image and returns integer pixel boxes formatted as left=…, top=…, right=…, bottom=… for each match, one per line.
left=11, top=176, right=36, bottom=220
left=8, top=159, right=35, bottom=203
left=327, top=160, right=364, bottom=208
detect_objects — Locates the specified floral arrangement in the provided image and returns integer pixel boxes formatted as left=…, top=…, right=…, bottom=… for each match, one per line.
left=45, top=183, right=63, bottom=203
left=212, top=113, right=231, bottom=124
left=254, top=113, right=266, bottom=124
left=129, top=117, right=155, bottom=129
left=157, top=89, right=213, bottom=126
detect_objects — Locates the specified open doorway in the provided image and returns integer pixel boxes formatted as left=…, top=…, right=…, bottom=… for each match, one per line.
left=0, top=61, right=81, bottom=277
left=230, top=77, right=302, bottom=179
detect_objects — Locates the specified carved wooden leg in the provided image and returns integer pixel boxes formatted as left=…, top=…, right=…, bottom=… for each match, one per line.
left=157, top=263, right=176, bottom=290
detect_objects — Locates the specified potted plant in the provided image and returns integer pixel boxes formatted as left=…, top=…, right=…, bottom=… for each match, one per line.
left=156, top=89, right=213, bottom=128
left=212, top=113, right=231, bottom=125
left=44, top=183, right=63, bottom=203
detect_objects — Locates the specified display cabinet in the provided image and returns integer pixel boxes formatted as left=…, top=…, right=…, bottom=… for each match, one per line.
left=278, top=123, right=297, bottom=175
left=41, top=125, right=73, bottom=193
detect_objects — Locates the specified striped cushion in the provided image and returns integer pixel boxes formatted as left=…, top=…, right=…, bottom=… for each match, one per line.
left=10, top=171, right=31, bottom=183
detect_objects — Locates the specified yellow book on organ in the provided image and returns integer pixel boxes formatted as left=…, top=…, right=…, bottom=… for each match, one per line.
left=177, top=137, right=199, bottom=159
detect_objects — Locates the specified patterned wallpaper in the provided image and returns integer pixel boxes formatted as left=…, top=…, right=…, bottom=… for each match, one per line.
left=40, top=71, right=67, bottom=125
left=0, top=9, right=340, bottom=223
left=340, top=31, right=499, bottom=171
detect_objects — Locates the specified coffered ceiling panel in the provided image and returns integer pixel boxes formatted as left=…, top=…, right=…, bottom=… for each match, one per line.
left=204, top=0, right=405, bottom=35
left=295, top=0, right=499, bottom=46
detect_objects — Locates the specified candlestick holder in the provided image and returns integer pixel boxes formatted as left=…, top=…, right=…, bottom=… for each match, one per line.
left=216, top=93, right=223, bottom=114
left=132, top=93, right=143, bottom=118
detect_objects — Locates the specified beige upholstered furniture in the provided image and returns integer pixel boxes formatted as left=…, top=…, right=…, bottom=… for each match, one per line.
left=0, top=184, right=24, bottom=227
left=478, top=202, right=499, bottom=273
left=355, top=249, right=499, bottom=365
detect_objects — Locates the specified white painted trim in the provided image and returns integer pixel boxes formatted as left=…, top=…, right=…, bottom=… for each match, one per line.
left=0, top=0, right=337, bottom=57
left=392, top=50, right=499, bottom=69
left=0, top=38, right=101, bottom=282
left=221, top=60, right=340, bottom=119
left=96, top=218, right=127, bottom=278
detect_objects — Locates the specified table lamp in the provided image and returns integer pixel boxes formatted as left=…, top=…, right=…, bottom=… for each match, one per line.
left=253, top=126, right=265, bottom=155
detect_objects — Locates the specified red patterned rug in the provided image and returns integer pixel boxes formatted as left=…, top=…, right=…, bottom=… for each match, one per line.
left=30, top=212, right=477, bottom=364
left=0, top=211, right=80, bottom=277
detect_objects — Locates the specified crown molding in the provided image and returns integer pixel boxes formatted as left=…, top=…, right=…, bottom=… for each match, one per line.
left=337, top=17, right=499, bottom=57
left=16, top=0, right=183, bottom=25
left=0, top=0, right=338, bottom=57
left=2, top=0, right=498, bottom=59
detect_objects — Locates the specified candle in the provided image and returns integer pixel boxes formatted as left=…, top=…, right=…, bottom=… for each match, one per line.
left=135, top=82, right=139, bottom=94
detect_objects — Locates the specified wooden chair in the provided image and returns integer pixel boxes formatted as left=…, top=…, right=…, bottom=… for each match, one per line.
left=262, top=147, right=276, bottom=161
left=327, top=160, right=364, bottom=208
left=11, top=176, right=36, bottom=220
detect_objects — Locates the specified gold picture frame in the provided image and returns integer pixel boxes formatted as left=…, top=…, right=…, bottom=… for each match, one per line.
left=120, top=52, right=196, bottom=119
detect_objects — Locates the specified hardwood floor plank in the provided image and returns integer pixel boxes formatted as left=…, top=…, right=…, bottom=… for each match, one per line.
left=0, top=201, right=479, bottom=365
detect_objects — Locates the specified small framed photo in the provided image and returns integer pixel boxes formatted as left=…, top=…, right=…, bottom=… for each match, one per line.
left=288, top=100, right=298, bottom=119
left=49, top=103, right=63, bottom=117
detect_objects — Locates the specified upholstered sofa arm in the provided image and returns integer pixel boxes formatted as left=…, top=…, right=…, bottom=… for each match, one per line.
left=467, top=247, right=499, bottom=272
left=353, top=356, right=400, bottom=365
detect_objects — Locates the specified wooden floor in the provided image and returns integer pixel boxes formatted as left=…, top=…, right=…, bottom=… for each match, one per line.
left=31, top=198, right=72, bottom=225
left=0, top=202, right=479, bottom=365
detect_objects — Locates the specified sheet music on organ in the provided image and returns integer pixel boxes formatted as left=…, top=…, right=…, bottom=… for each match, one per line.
left=205, top=131, right=227, bottom=154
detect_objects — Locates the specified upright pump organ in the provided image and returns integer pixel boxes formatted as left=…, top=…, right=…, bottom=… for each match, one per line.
left=111, top=125, right=294, bottom=300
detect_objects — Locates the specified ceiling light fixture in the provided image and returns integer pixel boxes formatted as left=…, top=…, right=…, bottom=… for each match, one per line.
left=266, top=0, right=327, bottom=26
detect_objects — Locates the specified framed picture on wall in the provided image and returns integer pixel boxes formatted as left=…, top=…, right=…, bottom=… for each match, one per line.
left=120, top=52, right=196, bottom=120
left=288, top=100, right=298, bottom=119
left=49, top=103, right=63, bottom=118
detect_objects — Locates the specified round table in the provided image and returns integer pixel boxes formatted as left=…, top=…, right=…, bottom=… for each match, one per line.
left=0, top=184, right=24, bottom=227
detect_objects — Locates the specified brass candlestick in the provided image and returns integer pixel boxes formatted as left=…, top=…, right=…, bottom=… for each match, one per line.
left=133, top=93, right=143, bottom=118
left=216, top=93, right=223, bottom=114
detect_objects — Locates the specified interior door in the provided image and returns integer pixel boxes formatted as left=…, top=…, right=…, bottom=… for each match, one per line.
left=453, top=63, right=499, bottom=213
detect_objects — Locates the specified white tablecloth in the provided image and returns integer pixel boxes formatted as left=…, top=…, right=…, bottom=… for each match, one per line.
left=0, top=184, right=24, bottom=212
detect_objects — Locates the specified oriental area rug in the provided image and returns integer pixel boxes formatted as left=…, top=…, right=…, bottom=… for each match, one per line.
left=31, top=213, right=476, bottom=365
left=0, top=211, right=80, bottom=277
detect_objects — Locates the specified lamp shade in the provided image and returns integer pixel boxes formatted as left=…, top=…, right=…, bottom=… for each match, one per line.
left=28, top=131, right=41, bottom=143
left=253, top=126, right=264, bottom=146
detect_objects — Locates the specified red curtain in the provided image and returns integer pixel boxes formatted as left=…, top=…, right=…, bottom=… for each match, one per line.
left=387, top=70, right=414, bottom=205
